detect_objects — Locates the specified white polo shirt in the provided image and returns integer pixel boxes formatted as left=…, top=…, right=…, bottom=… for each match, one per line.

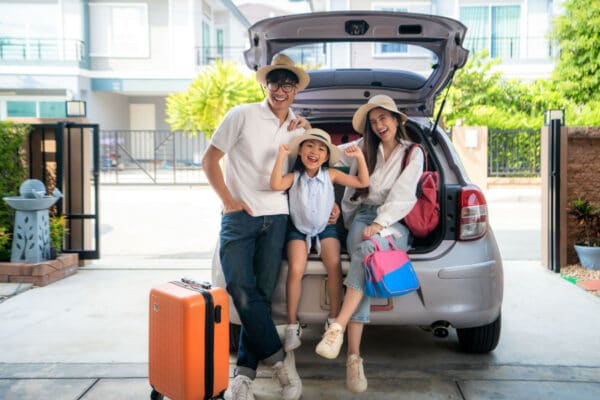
left=210, top=99, right=304, bottom=216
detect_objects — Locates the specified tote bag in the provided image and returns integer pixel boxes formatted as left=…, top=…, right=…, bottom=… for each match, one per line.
left=363, top=237, right=419, bottom=298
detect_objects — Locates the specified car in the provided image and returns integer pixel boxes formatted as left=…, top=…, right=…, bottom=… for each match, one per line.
left=211, top=11, right=503, bottom=354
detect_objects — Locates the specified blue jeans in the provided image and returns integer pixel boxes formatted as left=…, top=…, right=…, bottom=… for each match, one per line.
left=219, top=210, right=288, bottom=378
left=344, top=205, right=411, bottom=323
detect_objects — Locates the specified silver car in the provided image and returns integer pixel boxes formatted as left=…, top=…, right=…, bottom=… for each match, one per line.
left=212, top=11, right=503, bottom=354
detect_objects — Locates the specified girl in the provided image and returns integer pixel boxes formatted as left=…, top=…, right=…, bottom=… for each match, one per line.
left=270, top=128, right=369, bottom=352
left=314, top=95, right=424, bottom=393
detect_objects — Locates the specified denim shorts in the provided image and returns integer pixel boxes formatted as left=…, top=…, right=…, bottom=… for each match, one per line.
left=286, top=222, right=338, bottom=243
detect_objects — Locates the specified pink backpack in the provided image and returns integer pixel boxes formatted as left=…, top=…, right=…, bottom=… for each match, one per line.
left=401, top=144, right=440, bottom=238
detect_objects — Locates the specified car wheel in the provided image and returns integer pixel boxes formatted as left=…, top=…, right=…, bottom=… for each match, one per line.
left=230, top=323, right=241, bottom=354
left=457, top=313, right=501, bottom=353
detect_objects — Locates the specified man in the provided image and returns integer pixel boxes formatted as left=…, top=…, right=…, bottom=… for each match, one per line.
left=202, top=54, right=310, bottom=400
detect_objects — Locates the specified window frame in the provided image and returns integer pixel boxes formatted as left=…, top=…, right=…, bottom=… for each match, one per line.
left=89, top=2, right=150, bottom=58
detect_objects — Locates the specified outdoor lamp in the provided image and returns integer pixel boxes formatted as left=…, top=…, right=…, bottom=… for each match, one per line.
left=544, top=109, right=565, bottom=126
left=65, top=100, right=87, bottom=118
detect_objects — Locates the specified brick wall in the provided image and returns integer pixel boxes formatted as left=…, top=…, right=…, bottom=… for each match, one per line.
left=566, top=127, right=600, bottom=264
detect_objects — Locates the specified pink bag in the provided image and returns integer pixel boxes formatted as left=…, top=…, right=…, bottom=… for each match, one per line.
left=363, top=237, right=419, bottom=298
left=402, top=144, right=440, bottom=238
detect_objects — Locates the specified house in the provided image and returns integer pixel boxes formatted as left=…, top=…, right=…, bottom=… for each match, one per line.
left=323, top=0, right=564, bottom=81
left=0, top=0, right=250, bottom=130
left=1, top=0, right=565, bottom=125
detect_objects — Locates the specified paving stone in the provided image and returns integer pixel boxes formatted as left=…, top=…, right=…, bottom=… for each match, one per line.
left=0, top=283, right=33, bottom=296
left=0, top=378, right=95, bottom=400
left=459, top=379, right=600, bottom=400
left=78, top=378, right=150, bottom=400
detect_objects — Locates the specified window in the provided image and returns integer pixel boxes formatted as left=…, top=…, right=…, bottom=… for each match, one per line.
left=7, top=101, right=36, bottom=117
left=216, top=29, right=224, bottom=60
left=460, top=5, right=521, bottom=59
left=372, top=3, right=432, bottom=57
left=5, top=100, right=67, bottom=118
left=373, top=6, right=408, bottom=56
left=40, top=101, right=66, bottom=118
left=89, top=3, right=149, bottom=57
left=201, top=21, right=210, bottom=65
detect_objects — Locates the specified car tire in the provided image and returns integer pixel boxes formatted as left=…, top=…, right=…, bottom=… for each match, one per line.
left=457, top=313, right=501, bottom=353
left=230, top=323, right=241, bottom=354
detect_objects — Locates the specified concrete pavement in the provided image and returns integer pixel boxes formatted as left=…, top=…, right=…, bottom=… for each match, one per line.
left=1, top=184, right=599, bottom=399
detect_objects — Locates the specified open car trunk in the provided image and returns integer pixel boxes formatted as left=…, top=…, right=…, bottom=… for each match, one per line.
left=307, top=119, right=446, bottom=257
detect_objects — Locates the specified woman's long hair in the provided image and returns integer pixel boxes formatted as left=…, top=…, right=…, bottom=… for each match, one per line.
left=350, top=111, right=408, bottom=201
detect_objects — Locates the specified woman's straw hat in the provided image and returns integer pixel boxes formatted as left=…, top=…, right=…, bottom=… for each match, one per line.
left=352, top=94, right=408, bottom=134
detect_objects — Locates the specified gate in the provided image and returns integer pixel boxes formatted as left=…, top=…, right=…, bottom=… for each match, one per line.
left=28, top=122, right=100, bottom=260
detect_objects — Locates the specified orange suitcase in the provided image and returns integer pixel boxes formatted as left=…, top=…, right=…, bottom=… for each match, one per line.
left=149, top=278, right=229, bottom=400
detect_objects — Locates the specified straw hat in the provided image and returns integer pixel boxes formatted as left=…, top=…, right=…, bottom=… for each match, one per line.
left=255, top=54, right=310, bottom=91
left=352, top=94, right=408, bottom=134
left=288, top=128, right=341, bottom=166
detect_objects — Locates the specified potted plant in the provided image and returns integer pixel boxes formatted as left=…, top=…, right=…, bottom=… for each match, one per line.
left=49, top=215, right=68, bottom=259
left=567, top=198, right=600, bottom=270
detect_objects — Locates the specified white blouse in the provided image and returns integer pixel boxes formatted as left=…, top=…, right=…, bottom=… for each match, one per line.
left=340, top=139, right=424, bottom=234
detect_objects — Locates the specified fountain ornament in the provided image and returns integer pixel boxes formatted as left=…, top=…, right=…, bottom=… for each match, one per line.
left=3, top=179, right=63, bottom=263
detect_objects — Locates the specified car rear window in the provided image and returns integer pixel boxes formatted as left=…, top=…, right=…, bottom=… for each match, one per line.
left=280, top=42, right=438, bottom=80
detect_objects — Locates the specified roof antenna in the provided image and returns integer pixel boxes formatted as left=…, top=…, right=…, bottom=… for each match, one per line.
left=430, top=78, right=454, bottom=145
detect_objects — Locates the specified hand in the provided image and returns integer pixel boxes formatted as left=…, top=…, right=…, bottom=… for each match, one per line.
left=223, top=199, right=253, bottom=216
left=288, top=116, right=311, bottom=131
left=344, top=144, right=364, bottom=159
left=278, top=144, right=291, bottom=157
left=328, top=202, right=341, bottom=225
left=362, top=223, right=383, bottom=238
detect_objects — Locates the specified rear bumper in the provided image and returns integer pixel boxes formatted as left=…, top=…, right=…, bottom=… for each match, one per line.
left=213, top=232, right=503, bottom=329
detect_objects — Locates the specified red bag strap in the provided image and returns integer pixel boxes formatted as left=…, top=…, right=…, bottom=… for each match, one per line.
left=401, top=143, right=427, bottom=172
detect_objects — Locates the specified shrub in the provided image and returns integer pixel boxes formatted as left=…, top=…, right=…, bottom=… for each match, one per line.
left=0, top=121, right=30, bottom=261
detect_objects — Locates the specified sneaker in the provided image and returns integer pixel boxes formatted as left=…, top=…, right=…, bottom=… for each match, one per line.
left=272, top=351, right=302, bottom=400
left=284, top=322, right=302, bottom=352
left=230, top=375, right=255, bottom=400
left=324, top=317, right=335, bottom=331
left=346, top=354, right=368, bottom=393
left=315, top=322, right=344, bottom=359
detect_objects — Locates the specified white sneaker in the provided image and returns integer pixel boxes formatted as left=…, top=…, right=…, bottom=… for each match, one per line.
left=315, top=322, right=344, bottom=359
left=230, top=375, right=255, bottom=400
left=346, top=354, right=368, bottom=393
left=284, top=322, right=302, bottom=352
left=272, top=351, right=302, bottom=400
left=324, top=317, right=335, bottom=331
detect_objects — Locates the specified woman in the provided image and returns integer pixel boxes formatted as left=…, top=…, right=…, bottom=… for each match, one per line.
left=314, top=95, right=424, bottom=393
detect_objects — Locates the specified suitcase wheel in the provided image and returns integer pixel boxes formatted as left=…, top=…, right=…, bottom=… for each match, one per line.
left=150, top=389, right=164, bottom=400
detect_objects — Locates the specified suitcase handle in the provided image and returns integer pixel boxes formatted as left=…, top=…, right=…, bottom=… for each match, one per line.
left=181, top=277, right=212, bottom=289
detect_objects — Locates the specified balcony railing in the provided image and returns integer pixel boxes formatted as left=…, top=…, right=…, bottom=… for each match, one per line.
left=464, top=36, right=558, bottom=61
left=0, top=37, right=85, bottom=62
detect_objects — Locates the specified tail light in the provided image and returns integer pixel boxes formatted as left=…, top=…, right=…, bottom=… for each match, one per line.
left=458, top=186, right=488, bottom=241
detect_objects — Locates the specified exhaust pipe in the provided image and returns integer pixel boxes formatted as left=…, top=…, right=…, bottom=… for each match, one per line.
left=430, top=321, right=450, bottom=338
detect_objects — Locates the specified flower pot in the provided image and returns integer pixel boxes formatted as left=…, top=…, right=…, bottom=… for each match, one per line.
left=574, top=245, right=600, bottom=270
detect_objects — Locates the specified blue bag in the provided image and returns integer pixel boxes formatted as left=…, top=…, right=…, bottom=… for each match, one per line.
left=363, top=237, right=420, bottom=298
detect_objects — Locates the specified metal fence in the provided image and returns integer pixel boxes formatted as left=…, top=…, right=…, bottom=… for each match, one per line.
left=100, top=130, right=208, bottom=184
left=488, top=129, right=541, bottom=177
left=100, top=128, right=541, bottom=184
